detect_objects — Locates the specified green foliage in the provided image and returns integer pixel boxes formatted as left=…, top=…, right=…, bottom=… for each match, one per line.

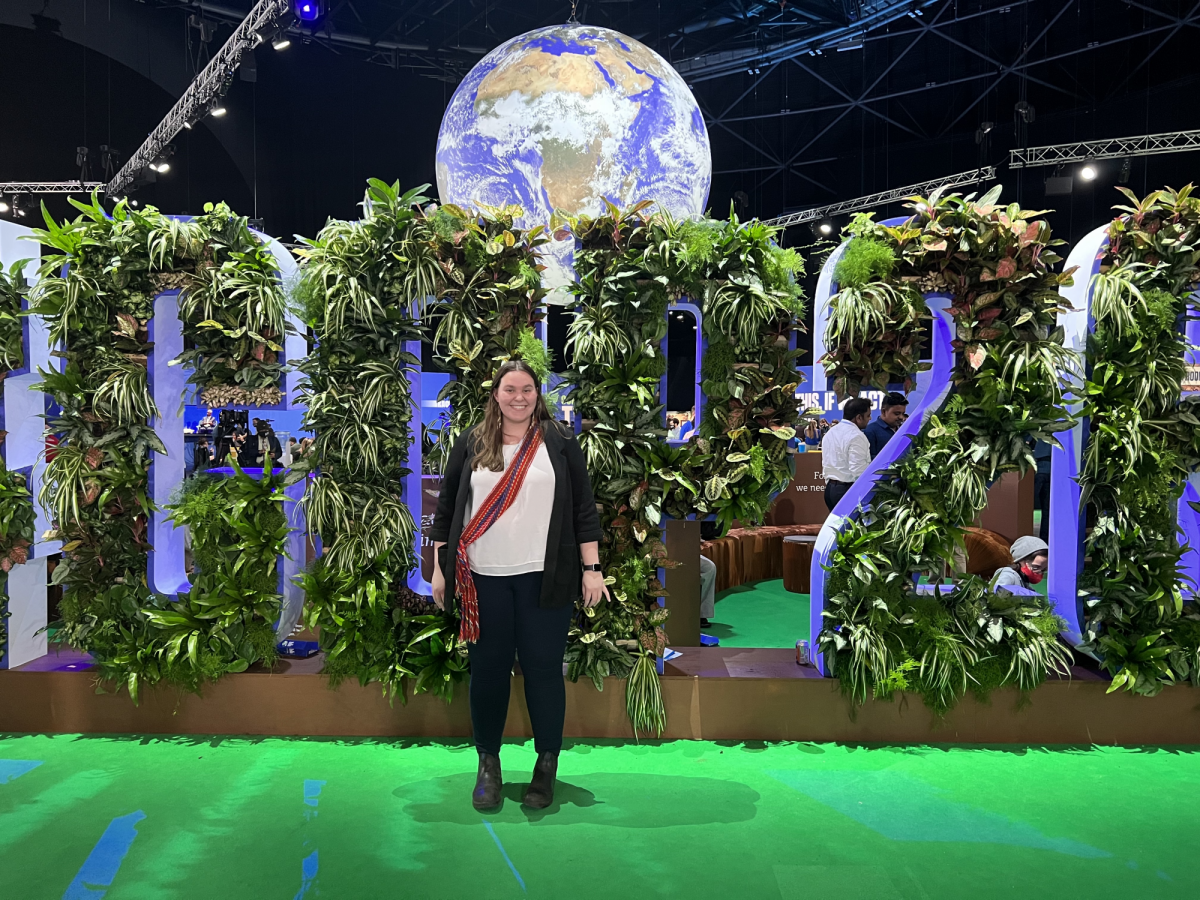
left=29, top=192, right=292, bottom=699
left=0, top=258, right=29, bottom=373
left=122, top=463, right=293, bottom=694
left=834, top=236, right=897, bottom=289
left=1078, top=185, right=1200, bottom=696
left=0, top=461, right=36, bottom=651
left=301, top=563, right=467, bottom=704
left=296, top=180, right=477, bottom=699
left=175, top=202, right=291, bottom=407
left=562, top=201, right=808, bottom=731
left=427, top=202, right=549, bottom=473
left=816, top=187, right=1076, bottom=711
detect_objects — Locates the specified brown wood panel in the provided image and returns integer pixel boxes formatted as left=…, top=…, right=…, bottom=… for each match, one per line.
left=664, top=519, right=702, bottom=647
left=977, top=470, right=1036, bottom=544
left=5, top=663, right=1199, bottom=745
left=766, top=451, right=827, bottom=526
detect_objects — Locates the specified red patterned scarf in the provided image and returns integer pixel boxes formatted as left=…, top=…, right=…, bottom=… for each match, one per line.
left=455, top=424, right=544, bottom=643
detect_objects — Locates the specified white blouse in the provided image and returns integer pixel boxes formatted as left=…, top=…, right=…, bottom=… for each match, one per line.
left=466, top=441, right=556, bottom=576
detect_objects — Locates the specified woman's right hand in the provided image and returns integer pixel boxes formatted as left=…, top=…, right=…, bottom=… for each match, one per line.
left=432, top=566, right=446, bottom=610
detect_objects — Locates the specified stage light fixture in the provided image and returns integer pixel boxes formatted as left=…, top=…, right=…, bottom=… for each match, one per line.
left=819, top=221, right=833, bottom=236
left=294, top=0, right=324, bottom=23
left=150, top=145, right=175, bottom=174
left=210, top=103, right=228, bottom=117
left=1080, top=161, right=1098, bottom=181
left=273, top=35, right=291, bottom=50
left=1118, top=157, right=1132, bottom=184
left=0, top=197, right=8, bottom=214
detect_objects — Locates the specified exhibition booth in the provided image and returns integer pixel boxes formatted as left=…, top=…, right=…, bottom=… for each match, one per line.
left=1, top=23, right=1199, bottom=747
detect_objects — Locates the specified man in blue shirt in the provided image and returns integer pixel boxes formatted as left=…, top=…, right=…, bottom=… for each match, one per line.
left=864, top=392, right=908, bottom=459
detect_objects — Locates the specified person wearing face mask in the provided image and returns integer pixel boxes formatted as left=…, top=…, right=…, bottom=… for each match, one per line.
left=429, top=359, right=606, bottom=813
left=990, top=536, right=1048, bottom=592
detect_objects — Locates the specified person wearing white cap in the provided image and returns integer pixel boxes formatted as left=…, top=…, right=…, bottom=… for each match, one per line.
left=990, top=535, right=1049, bottom=593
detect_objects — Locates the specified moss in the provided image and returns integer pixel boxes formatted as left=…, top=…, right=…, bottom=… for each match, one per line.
left=700, top=338, right=736, bottom=384
left=429, top=207, right=465, bottom=242
left=834, top=237, right=896, bottom=288
left=677, top=218, right=722, bottom=271
left=515, top=326, right=553, bottom=382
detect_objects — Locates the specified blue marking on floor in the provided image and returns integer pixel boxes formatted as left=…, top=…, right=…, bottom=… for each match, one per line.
left=0, top=759, right=43, bottom=783
left=767, top=770, right=1110, bottom=859
left=483, top=820, right=527, bottom=892
left=61, top=810, right=146, bottom=900
left=303, top=779, right=326, bottom=819
left=292, top=850, right=319, bottom=900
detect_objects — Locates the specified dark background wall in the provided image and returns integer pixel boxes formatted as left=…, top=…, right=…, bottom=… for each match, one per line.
left=2, top=0, right=1198, bottom=372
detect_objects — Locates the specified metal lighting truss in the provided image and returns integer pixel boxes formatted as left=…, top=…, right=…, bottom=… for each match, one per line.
left=106, top=0, right=291, bottom=197
left=0, top=182, right=105, bottom=193
left=762, top=166, right=998, bottom=228
left=1009, top=129, right=1200, bottom=168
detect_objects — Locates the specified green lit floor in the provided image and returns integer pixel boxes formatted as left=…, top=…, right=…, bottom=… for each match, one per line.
left=2, top=734, right=1198, bottom=899
left=709, top=579, right=809, bottom=648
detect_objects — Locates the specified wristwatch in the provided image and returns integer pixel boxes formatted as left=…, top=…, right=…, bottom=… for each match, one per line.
left=582, top=563, right=602, bottom=572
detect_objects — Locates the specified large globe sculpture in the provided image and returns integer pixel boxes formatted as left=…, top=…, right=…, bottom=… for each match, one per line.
left=436, top=23, right=712, bottom=298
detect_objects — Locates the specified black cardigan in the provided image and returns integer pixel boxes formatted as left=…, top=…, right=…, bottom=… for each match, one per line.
left=428, top=421, right=604, bottom=609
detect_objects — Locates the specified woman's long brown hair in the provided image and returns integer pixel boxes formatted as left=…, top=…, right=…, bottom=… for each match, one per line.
left=471, top=359, right=554, bottom=472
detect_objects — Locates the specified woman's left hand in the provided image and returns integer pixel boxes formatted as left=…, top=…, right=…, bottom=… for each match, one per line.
left=582, top=570, right=610, bottom=608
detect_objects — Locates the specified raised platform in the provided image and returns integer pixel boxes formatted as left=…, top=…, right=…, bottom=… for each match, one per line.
left=2, top=646, right=1198, bottom=744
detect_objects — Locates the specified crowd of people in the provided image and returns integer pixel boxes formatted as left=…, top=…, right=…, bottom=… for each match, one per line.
left=191, top=410, right=310, bottom=475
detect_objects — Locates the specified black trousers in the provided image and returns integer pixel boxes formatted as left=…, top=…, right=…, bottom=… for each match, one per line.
left=468, top=570, right=573, bottom=757
left=1034, top=471, right=1050, bottom=541
left=825, top=479, right=852, bottom=512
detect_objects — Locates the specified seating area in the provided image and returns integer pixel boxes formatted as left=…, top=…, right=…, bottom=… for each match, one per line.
left=702, top=523, right=1015, bottom=597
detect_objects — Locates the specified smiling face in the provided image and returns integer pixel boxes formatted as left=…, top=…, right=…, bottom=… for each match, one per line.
left=881, top=404, right=907, bottom=427
left=494, top=369, right=539, bottom=430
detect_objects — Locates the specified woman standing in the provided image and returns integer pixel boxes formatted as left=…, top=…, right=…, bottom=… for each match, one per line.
left=429, top=360, right=607, bottom=811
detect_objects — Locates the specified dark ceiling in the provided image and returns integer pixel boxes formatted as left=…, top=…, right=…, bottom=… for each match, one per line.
left=2, top=0, right=1199, bottom=249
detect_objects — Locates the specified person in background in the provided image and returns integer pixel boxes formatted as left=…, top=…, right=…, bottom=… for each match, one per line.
left=677, top=409, right=696, bottom=441
left=194, top=439, right=212, bottom=475
left=822, top=398, right=872, bottom=512
left=286, top=436, right=300, bottom=465
left=233, top=430, right=256, bottom=468
left=667, top=416, right=681, bottom=441
left=700, top=554, right=717, bottom=629
left=864, top=392, right=908, bottom=459
left=251, top=419, right=282, bottom=466
left=1033, top=440, right=1052, bottom=541
left=197, top=408, right=217, bottom=432
left=991, top=536, right=1048, bottom=593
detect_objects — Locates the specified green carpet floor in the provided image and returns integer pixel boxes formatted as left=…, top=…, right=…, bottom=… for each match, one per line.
left=709, top=579, right=809, bottom=648
left=3, top=734, right=1198, bottom=899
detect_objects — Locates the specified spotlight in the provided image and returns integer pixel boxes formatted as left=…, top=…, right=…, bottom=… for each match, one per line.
left=209, top=103, right=227, bottom=117
left=818, top=221, right=833, bottom=236
left=12, top=194, right=28, bottom=218
left=0, top=197, right=8, bottom=214
left=1080, top=161, right=1097, bottom=182
left=272, top=35, right=291, bottom=50
left=150, top=145, right=175, bottom=174
left=294, top=0, right=325, bottom=22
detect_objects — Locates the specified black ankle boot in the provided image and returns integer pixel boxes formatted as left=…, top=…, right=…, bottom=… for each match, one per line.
left=522, top=750, right=558, bottom=809
left=472, top=753, right=503, bottom=810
